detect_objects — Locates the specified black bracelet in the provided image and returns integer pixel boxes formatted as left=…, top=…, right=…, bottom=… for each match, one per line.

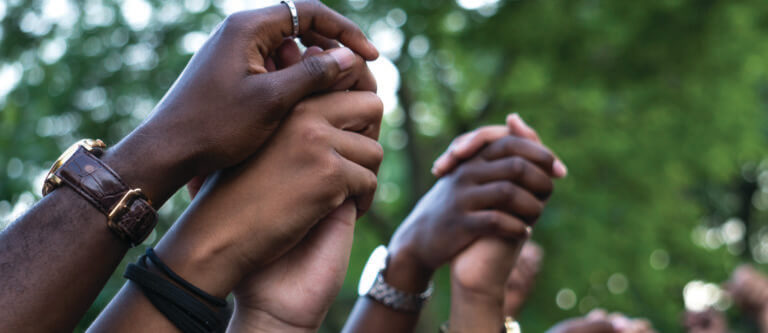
left=145, top=248, right=228, bottom=308
left=124, top=248, right=228, bottom=333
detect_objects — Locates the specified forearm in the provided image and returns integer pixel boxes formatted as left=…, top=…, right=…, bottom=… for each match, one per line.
left=343, top=298, right=422, bottom=333
left=0, top=134, right=187, bottom=332
left=448, top=237, right=525, bottom=333
left=89, top=211, right=242, bottom=332
left=102, top=123, right=196, bottom=207
left=342, top=247, right=432, bottom=333
left=448, top=286, right=505, bottom=333
left=227, top=306, right=315, bottom=333
left=0, top=186, right=129, bottom=332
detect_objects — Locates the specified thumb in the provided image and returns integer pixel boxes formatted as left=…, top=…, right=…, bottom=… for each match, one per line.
left=298, top=200, right=357, bottom=292
left=300, top=200, right=357, bottom=264
left=246, top=47, right=360, bottom=112
left=320, top=199, right=357, bottom=229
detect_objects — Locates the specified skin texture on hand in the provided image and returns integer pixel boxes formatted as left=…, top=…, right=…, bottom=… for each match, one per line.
left=161, top=89, right=383, bottom=294
left=441, top=117, right=564, bottom=332
left=449, top=237, right=525, bottom=332
left=109, top=0, right=379, bottom=207
left=223, top=41, right=378, bottom=333
left=344, top=121, right=558, bottom=333
left=90, top=91, right=384, bottom=333
left=503, top=241, right=544, bottom=317
left=2, top=3, right=378, bottom=333
left=432, top=113, right=567, bottom=179
left=388, top=134, right=556, bottom=278
left=228, top=200, right=357, bottom=332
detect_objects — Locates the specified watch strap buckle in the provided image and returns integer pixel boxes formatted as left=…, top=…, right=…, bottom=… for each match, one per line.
left=108, top=188, right=148, bottom=222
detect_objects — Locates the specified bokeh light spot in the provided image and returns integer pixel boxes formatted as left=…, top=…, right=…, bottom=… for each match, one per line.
left=649, top=249, right=670, bottom=270
left=607, top=273, right=628, bottom=294
left=556, top=288, right=577, bottom=310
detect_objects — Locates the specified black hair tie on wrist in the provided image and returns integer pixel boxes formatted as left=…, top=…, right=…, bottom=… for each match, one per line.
left=124, top=248, right=228, bottom=333
left=144, top=248, right=228, bottom=308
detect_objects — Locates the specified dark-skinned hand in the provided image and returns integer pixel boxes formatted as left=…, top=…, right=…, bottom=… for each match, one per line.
left=224, top=43, right=378, bottom=332
left=432, top=113, right=567, bottom=179
left=109, top=0, right=379, bottom=206
left=153, top=88, right=383, bottom=300
left=386, top=132, right=558, bottom=290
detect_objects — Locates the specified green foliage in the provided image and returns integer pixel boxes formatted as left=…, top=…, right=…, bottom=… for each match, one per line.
left=1, top=0, right=767, bottom=332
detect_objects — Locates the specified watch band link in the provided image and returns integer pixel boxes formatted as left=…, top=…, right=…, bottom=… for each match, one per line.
left=51, top=146, right=157, bottom=246
left=366, top=272, right=433, bottom=313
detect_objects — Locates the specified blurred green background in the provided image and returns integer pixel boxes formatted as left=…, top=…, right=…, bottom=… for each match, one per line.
left=1, top=0, right=768, bottom=331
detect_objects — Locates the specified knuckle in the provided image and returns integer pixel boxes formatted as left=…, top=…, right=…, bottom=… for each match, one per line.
left=501, top=136, right=519, bottom=152
left=319, top=151, right=344, bottom=180
left=366, top=92, right=384, bottom=116
left=298, top=0, right=323, bottom=12
left=365, top=171, right=379, bottom=193
left=481, top=211, right=502, bottom=232
left=220, top=12, right=249, bottom=35
left=497, top=182, right=517, bottom=201
left=485, top=136, right=513, bottom=159
left=509, top=157, right=526, bottom=178
left=301, top=122, right=328, bottom=143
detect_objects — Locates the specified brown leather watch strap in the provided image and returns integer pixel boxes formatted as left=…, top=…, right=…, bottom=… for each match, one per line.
left=53, top=146, right=158, bottom=246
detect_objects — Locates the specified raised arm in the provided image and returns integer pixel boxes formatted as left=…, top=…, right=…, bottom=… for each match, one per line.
left=0, top=1, right=377, bottom=331
left=90, top=90, right=383, bottom=332
left=343, top=125, right=559, bottom=333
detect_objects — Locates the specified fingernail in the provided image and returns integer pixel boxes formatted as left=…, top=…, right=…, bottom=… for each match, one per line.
left=329, top=47, right=356, bottom=72
left=506, top=113, right=519, bottom=127
left=432, top=158, right=447, bottom=176
left=553, top=160, right=568, bottom=178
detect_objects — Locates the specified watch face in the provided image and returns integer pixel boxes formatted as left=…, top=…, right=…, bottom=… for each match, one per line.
left=42, top=139, right=106, bottom=196
left=358, top=245, right=388, bottom=296
left=46, top=139, right=105, bottom=178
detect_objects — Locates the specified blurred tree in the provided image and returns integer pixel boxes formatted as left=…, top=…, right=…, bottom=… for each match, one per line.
left=1, top=0, right=767, bottom=332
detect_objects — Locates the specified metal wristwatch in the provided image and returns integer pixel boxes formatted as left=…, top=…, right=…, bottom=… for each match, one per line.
left=42, top=139, right=158, bottom=247
left=358, top=245, right=434, bottom=313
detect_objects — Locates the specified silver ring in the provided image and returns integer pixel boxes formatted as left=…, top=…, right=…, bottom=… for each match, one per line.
left=281, top=0, right=299, bottom=38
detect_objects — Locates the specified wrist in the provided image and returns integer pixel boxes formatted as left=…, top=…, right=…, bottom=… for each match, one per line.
left=151, top=227, right=244, bottom=299
left=101, top=124, right=195, bottom=207
left=450, top=283, right=504, bottom=333
left=385, top=246, right=435, bottom=293
left=229, top=307, right=317, bottom=333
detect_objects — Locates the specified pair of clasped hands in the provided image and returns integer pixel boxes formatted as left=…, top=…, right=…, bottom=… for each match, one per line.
left=90, top=1, right=566, bottom=332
